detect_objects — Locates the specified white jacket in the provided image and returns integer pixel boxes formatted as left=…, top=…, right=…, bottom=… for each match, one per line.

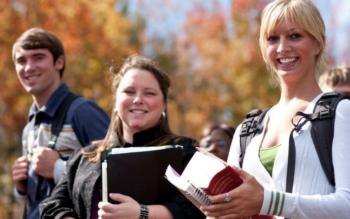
left=227, top=93, right=350, bottom=219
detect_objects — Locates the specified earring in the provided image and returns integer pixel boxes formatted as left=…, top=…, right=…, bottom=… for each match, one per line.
left=114, top=107, right=118, bottom=113
left=162, top=111, right=166, bottom=117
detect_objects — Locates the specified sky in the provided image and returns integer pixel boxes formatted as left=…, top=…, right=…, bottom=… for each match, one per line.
left=128, top=0, right=350, bottom=65
left=316, top=0, right=350, bottom=63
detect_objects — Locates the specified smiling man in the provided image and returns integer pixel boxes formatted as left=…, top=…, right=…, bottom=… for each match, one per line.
left=11, top=28, right=110, bottom=219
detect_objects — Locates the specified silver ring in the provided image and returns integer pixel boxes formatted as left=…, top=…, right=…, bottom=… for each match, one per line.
left=224, top=192, right=232, bottom=203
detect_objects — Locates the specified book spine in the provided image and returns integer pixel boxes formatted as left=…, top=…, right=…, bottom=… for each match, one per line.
left=187, top=183, right=211, bottom=205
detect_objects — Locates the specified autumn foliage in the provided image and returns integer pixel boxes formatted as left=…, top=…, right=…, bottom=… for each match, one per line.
left=157, top=0, right=278, bottom=137
left=0, top=1, right=275, bottom=217
left=0, top=0, right=137, bottom=217
left=1, top=0, right=345, bottom=218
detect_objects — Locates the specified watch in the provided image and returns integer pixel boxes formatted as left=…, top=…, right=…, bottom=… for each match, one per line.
left=139, top=204, right=149, bottom=219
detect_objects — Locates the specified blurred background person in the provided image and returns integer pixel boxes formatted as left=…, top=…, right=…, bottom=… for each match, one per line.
left=319, top=66, right=350, bottom=95
left=199, top=122, right=235, bottom=161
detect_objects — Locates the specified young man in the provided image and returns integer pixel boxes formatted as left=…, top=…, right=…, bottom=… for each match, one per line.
left=319, top=66, right=350, bottom=96
left=11, top=27, right=110, bottom=219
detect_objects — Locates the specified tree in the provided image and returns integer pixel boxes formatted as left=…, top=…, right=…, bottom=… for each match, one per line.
left=0, top=0, right=140, bottom=217
left=151, top=0, right=277, bottom=138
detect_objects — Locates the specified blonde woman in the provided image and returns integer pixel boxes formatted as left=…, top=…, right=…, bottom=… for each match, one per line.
left=201, top=0, right=350, bottom=218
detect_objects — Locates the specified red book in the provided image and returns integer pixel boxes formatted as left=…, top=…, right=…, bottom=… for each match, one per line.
left=204, top=165, right=243, bottom=195
left=165, top=151, right=274, bottom=219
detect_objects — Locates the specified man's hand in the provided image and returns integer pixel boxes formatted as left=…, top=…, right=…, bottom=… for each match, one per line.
left=32, top=146, right=60, bottom=178
left=12, top=156, right=29, bottom=194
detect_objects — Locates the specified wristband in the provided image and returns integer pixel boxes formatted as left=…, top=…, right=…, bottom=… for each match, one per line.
left=139, top=204, right=149, bottom=219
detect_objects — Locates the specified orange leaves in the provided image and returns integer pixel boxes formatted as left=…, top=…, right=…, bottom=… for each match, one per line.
left=0, top=1, right=137, bottom=148
left=157, top=0, right=279, bottom=138
left=233, top=0, right=268, bottom=12
left=1, top=2, right=140, bottom=215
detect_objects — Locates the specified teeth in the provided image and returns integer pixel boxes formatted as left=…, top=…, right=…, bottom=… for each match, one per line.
left=279, top=58, right=296, bottom=64
left=130, top=109, right=146, bottom=114
left=25, top=75, right=39, bottom=80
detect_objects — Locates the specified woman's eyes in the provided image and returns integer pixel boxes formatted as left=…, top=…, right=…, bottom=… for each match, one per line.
left=267, top=33, right=302, bottom=42
left=267, top=35, right=279, bottom=43
left=145, top=92, right=156, bottom=96
left=290, top=33, right=302, bottom=40
left=123, top=90, right=156, bottom=96
left=123, top=90, right=135, bottom=95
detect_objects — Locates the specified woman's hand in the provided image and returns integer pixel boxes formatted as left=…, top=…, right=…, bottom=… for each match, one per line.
left=98, top=193, right=140, bottom=219
left=200, top=167, right=264, bottom=219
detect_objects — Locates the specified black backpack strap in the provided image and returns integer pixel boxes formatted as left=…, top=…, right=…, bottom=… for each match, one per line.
left=286, top=111, right=310, bottom=193
left=286, top=129, right=297, bottom=193
left=48, top=92, right=79, bottom=150
left=286, top=92, right=347, bottom=189
left=239, top=109, right=268, bottom=167
left=310, top=92, right=347, bottom=186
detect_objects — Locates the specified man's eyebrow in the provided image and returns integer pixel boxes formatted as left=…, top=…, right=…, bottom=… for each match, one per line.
left=16, top=51, right=47, bottom=60
left=31, top=51, right=47, bottom=57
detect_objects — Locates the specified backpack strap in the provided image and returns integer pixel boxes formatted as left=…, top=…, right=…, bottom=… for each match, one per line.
left=286, top=111, right=310, bottom=193
left=286, top=92, right=348, bottom=188
left=239, top=109, right=268, bottom=167
left=30, top=92, right=79, bottom=204
left=47, top=92, right=79, bottom=150
left=310, top=92, right=348, bottom=186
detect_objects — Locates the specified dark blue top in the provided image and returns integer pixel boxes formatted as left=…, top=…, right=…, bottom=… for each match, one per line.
left=21, top=83, right=110, bottom=219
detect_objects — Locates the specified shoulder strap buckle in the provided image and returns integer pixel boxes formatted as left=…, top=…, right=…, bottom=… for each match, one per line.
left=240, top=109, right=265, bottom=136
left=318, top=109, right=331, bottom=119
left=239, top=108, right=268, bottom=167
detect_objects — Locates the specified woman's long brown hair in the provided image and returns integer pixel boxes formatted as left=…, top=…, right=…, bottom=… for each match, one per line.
left=83, top=55, right=175, bottom=161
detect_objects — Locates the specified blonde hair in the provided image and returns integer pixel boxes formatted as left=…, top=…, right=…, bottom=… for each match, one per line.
left=259, top=0, right=327, bottom=76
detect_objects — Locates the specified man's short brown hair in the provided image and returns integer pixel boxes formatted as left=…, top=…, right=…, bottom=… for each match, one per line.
left=12, top=27, right=65, bottom=77
left=319, top=67, right=350, bottom=89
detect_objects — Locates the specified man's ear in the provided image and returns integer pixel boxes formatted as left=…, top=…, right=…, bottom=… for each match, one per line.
left=54, top=55, right=65, bottom=71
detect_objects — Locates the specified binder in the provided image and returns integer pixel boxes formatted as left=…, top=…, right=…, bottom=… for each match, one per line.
left=102, top=145, right=183, bottom=204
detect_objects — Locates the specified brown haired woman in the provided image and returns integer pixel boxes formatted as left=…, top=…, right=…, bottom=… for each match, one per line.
left=40, top=55, right=205, bottom=219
